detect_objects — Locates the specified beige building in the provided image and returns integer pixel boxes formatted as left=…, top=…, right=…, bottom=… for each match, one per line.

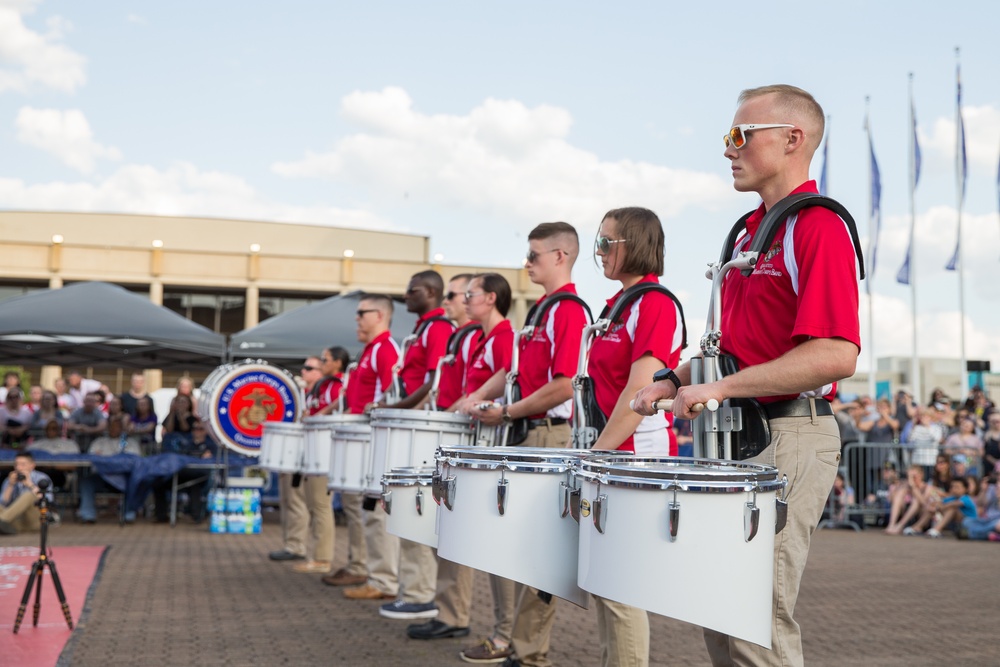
left=0, top=211, right=542, bottom=392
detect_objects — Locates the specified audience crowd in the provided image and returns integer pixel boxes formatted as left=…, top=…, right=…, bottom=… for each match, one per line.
left=827, top=384, right=1000, bottom=542
left=0, top=370, right=217, bottom=532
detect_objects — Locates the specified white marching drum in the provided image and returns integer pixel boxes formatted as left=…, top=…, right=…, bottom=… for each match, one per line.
left=434, top=446, right=611, bottom=608
left=302, top=414, right=368, bottom=476
left=381, top=467, right=437, bottom=548
left=575, top=457, right=787, bottom=648
left=259, top=422, right=305, bottom=473
left=366, top=409, right=475, bottom=496
left=327, top=419, right=373, bottom=493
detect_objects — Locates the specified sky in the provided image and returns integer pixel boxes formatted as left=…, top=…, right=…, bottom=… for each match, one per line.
left=2, top=0, right=999, bottom=395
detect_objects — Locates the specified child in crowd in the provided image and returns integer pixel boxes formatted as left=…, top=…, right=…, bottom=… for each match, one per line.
left=924, top=477, right=978, bottom=538
left=865, top=463, right=899, bottom=527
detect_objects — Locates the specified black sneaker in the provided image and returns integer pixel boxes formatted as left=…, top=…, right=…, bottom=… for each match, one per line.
left=269, top=550, right=306, bottom=561
left=407, top=619, right=471, bottom=640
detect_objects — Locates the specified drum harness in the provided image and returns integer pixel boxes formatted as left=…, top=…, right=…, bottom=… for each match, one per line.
left=427, top=323, right=483, bottom=411
left=570, top=283, right=687, bottom=449
left=388, top=315, right=452, bottom=404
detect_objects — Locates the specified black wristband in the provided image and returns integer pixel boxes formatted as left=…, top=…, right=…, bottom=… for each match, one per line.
left=652, top=367, right=682, bottom=391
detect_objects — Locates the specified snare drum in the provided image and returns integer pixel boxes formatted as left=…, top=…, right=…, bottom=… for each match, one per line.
left=381, top=467, right=437, bottom=547
left=328, top=420, right=373, bottom=493
left=259, top=422, right=305, bottom=473
left=434, top=446, right=610, bottom=607
left=302, top=415, right=368, bottom=476
left=366, top=409, right=475, bottom=495
left=574, top=457, right=786, bottom=648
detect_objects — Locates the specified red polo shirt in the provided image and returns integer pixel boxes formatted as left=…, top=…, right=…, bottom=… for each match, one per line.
left=437, top=323, right=483, bottom=409
left=518, top=284, right=589, bottom=420
left=588, top=274, right=683, bottom=452
left=307, top=375, right=343, bottom=416
left=465, top=320, right=514, bottom=395
left=346, top=331, right=399, bottom=414
left=719, top=181, right=861, bottom=403
left=399, top=308, right=454, bottom=395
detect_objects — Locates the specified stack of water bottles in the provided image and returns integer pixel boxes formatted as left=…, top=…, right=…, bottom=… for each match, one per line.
left=209, top=487, right=262, bottom=534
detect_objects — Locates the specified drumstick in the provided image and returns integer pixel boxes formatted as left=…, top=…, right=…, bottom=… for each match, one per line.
left=628, top=398, right=720, bottom=413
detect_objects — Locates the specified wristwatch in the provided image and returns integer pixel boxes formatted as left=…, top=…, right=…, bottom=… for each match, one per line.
left=501, top=405, right=513, bottom=424
left=652, top=367, right=682, bottom=391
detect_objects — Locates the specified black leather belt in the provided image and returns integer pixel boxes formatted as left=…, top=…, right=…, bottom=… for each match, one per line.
left=763, top=398, right=833, bottom=420
left=527, top=417, right=568, bottom=429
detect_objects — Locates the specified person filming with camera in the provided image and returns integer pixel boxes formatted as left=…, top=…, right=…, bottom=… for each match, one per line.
left=0, top=451, right=53, bottom=535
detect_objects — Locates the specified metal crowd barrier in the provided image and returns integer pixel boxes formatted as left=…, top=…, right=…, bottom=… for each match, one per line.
left=820, top=440, right=983, bottom=531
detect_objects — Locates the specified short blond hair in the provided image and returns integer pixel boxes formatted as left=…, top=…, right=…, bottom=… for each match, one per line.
left=738, top=84, right=825, bottom=152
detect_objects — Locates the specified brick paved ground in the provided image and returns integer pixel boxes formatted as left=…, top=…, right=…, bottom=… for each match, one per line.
left=2, top=511, right=996, bottom=667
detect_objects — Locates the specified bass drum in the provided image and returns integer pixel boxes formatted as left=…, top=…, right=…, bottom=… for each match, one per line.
left=199, top=360, right=304, bottom=457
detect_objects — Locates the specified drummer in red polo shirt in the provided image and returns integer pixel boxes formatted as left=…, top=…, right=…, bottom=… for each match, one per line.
left=341, top=295, right=402, bottom=602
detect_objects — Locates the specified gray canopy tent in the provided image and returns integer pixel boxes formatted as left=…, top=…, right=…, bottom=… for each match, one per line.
left=229, top=290, right=418, bottom=361
left=0, top=281, right=226, bottom=370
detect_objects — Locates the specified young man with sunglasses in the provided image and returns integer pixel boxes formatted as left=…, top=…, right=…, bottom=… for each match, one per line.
left=374, top=271, right=455, bottom=621
left=342, top=295, right=402, bottom=602
left=458, top=221, right=589, bottom=666
left=634, top=85, right=860, bottom=667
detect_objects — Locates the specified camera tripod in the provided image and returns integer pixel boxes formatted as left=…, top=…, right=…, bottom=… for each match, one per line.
left=12, top=478, right=74, bottom=633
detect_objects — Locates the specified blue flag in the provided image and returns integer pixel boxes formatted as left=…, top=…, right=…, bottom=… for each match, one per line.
left=897, top=99, right=921, bottom=285
left=819, top=131, right=829, bottom=196
left=946, top=63, right=967, bottom=271
left=868, top=124, right=882, bottom=291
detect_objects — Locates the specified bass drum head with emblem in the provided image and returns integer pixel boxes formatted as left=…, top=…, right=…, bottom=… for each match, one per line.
left=200, top=360, right=304, bottom=456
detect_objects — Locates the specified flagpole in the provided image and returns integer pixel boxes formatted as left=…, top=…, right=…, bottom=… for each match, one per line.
left=955, top=48, right=968, bottom=397
left=907, top=73, right=920, bottom=403
left=865, top=96, right=876, bottom=400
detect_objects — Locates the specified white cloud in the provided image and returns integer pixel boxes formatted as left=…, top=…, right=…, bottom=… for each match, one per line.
left=16, top=107, right=122, bottom=173
left=0, top=161, right=396, bottom=230
left=0, top=0, right=86, bottom=93
left=272, top=87, right=737, bottom=230
left=126, top=13, right=146, bottom=25
left=922, top=104, right=1000, bottom=168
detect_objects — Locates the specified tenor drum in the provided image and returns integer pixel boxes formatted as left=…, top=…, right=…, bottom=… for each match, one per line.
left=381, top=467, right=437, bottom=548
left=302, top=414, right=368, bottom=476
left=199, top=360, right=304, bottom=456
left=366, top=409, right=475, bottom=496
left=575, top=457, right=786, bottom=648
left=259, top=422, right=305, bottom=473
left=327, top=420, right=373, bottom=493
left=434, top=446, right=614, bottom=608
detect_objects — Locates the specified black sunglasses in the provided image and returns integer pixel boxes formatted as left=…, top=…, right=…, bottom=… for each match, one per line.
left=356, top=309, right=378, bottom=318
left=302, top=365, right=318, bottom=372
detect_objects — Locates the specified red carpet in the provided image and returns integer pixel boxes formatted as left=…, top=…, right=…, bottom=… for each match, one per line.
left=0, top=545, right=109, bottom=667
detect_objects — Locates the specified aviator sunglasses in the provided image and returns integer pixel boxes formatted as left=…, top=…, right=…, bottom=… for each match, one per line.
left=723, top=123, right=794, bottom=149
left=525, top=248, right=562, bottom=264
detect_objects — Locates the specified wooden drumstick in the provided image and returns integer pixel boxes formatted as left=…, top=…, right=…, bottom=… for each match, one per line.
left=629, top=398, right=720, bottom=413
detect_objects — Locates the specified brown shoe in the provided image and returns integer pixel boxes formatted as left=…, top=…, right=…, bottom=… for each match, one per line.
left=343, top=583, right=394, bottom=600
left=460, top=637, right=513, bottom=664
left=322, top=568, right=367, bottom=587
left=292, top=560, right=332, bottom=574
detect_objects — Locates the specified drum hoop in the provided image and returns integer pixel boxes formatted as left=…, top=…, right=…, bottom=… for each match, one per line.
left=438, top=457, right=574, bottom=474
left=370, top=408, right=473, bottom=428
left=574, top=469, right=784, bottom=493
left=262, top=422, right=305, bottom=434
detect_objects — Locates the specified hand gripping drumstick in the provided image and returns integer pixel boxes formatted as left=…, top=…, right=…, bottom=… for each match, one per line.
left=629, top=398, right=720, bottom=414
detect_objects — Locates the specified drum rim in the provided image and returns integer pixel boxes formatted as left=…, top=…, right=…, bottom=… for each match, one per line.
left=370, top=407, right=474, bottom=424
left=436, top=445, right=585, bottom=473
left=575, top=456, right=784, bottom=493
left=302, top=414, right=370, bottom=426
left=381, top=466, right=435, bottom=486
left=261, top=421, right=305, bottom=433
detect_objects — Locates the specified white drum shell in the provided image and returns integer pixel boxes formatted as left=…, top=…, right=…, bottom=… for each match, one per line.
left=382, top=470, right=437, bottom=548
left=302, top=415, right=368, bottom=477
left=328, top=422, right=372, bottom=493
left=435, top=447, right=594, bottom=608
left=576, top=461, right=778, bottom=648
left=259, top=422, right=304, bottom=473
left=367, top=409, right=475, bottom=496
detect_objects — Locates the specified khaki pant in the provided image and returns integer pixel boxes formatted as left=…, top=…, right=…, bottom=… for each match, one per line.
left=703, top=413, right=840, bottom=667
left=341, top=492, right=368, bottom=576
left=488, top=574, right=517, bottom=644
left=0, top=491, right=40, bottom=533
left=278, top=473, right=308, bottom=556
left=595, top=596, right=650, bottom=667
left=398, top=539, right=437, bottom=603
left=434, top=556, right=474, bottom=627
left=509, top=421, right=571, bottom=665
left=303, top=475, right=334, bottom=563
left=363, top=501, right=399, bottom=596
